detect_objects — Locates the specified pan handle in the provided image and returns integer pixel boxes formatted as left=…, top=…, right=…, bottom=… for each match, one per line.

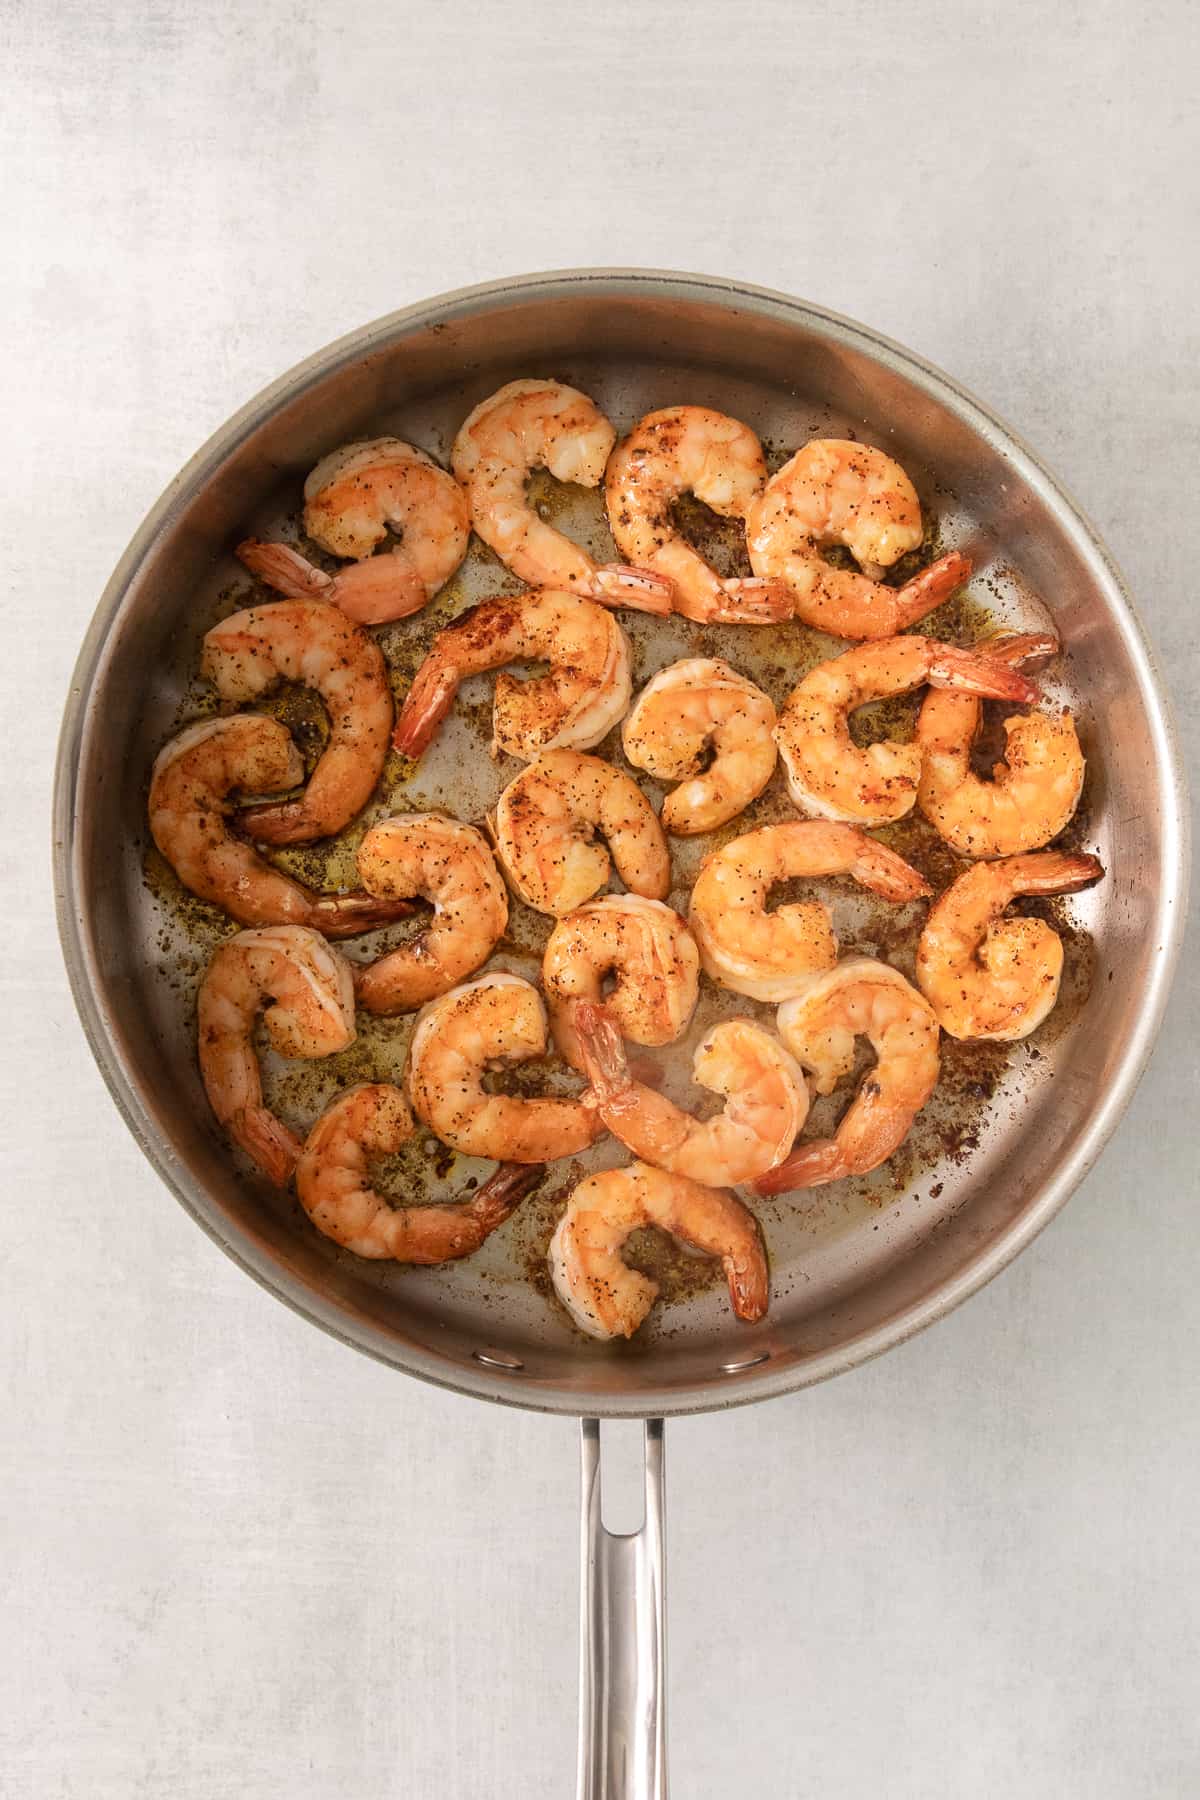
left=577, top=1417, right=668, bottom=1799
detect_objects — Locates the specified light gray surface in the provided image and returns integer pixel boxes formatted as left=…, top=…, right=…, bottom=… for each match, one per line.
left=5, top=2, right=1198, bottom=1795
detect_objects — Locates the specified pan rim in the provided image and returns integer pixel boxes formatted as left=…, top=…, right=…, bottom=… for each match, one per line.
left=54, top=267, right=1191, bottom=1417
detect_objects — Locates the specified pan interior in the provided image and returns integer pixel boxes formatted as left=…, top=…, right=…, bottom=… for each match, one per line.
left=59, top=276, right=1182, bottom=1414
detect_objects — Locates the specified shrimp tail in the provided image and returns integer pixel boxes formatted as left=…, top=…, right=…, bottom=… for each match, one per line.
left=1008, top=851, right=1105, bottom=897
left=231, top=1105, right=304, bottom=1186
left=592, top=565, right=676, bottom=615
left=927, top=645, right=1039, bottom=704
left=573, top=1001, right=631, bottom=1105
left=236, top=538, right=335, bottom=600
left=392, top=663, right=460, bottom=757
left=977, top=630, right=1061, bottom=671
left=237, top=799, right=318, bottom=847
left=309, top=892, right=421, bottom=939
left=754, top=1140, right=847, bottom=1194
left=854, top=839, right=933, bottom=902
left=711, top=576, right=793, bottom=624
left=721, top=1228, right=771, bottom=1321
left=891, top=551, right=973, bottom=629
left=472, top=1161, right=546, bottom=1227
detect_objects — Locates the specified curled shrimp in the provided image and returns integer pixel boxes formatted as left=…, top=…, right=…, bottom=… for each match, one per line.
left=405, top=972, right=602, bottom=1162
left=604, top=405, right=791, bottom=623
left=451, top=379, right=671, bottom=610
left=492, top=749, right=671, bottom=917
left=549, top=1160, right=769, bottom=1340
left=916, top=633, right=1085, bottom=856
left=236, top=438, right=470, bottom=625
left=755, top=959, right=941, bottom=1193
left=916, top=850, right=1104, bottom=1040
left=775, top=635, right=1038, bottom=827
left=575, top=1003, right=809, bottom=1187
left=392, top=588, right=631, bottom=762
left=352, top=814, right=509, bottom=1015
left=197, top=925, right=356, bottom=1185
left=689, top=820, right=930, bottom=1002
left=295, top=1083, right=542, bottom=1262
left=621, top=658, right=777, bottom=835
left=202, top=599, right=392, bottom=844
left=745, top=438, right=972, bottom=638
left=542, top=895, right=699, bottom=1071
left=148, top=716, right=413, bottom=937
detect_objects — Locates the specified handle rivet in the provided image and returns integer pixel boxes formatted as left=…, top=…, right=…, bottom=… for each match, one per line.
left=720, top=1351, right=770, bottom=1373
left=473, top=1348, right=525, bottom=1371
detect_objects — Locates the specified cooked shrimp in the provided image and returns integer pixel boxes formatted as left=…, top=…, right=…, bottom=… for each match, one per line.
left=549, top=1160, right=769, bottom=1340
left=916, top=851, right=1103, bottom=1040
left=745, top=438, right=972, bottom=638
left=775, top=635, right=1038, bottom=827
left=197, top=925, right=356, bottom=1185
left=148, top=716, right=414, bottom=937
left=689, top=820, right=930, bottom=1002
left=542, top=895, right=699, bottom=1071
left=575, top=1003, right=809, bottom=1187
left=202, top=599, right=392, bottom=844
left=916, top=633, right=1085, bottom=856
left=605, top=405, right=790, bottom=623
left=295, top=1083, right=542, bottom=1262
left=405, top=972, right=602, bottom=1162
left=756, top=959, right=941, bottom=1192
left=351, top=814, right=508, bottom=1014
left=451, top=379, right=671, bottom=610
left=236, top=438, right=470, bottom=625
left=621, top=658, right=778, bottom=835
left=392, top=588, right=631, bottom=761
left=492, top=749, right=671, bottom=918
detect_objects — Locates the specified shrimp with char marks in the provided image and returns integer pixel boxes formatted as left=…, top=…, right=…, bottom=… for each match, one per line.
left=916, top=851, right=1104, bottom=1040
left=236, top=438, right=470, bottom=625
left=775, top=635, right=1038, bottom=827
left=296, top=1083, right=542, bottom=1262
left=451, top=379, right=673, bottom=611
left=149, top=716, right=414, bottom=936
left=916, top=633, right=1085, bottom=856
left=746, top=438, right=972, bottom=638
left=605, top=405, right=790, bottom=624
left=392, top=588, right=632, bottom=762
left=492, top=749, right=671, bottom=917
left=755, top=959, right=941, bottom=1193
left=197, top=925, right=356, bottom=1185
left=542, top=895, right=699, bottom=1071
left=549, top=1160, right=769, bottom=1340
left=689, top=820, right=930, bottom=1002
left=405, top=973, right=603, bottom=1162
left=202, top=598, right=392, bottom=844
left=575, top=1003, right=809, bottom=1188
left=352, top=814, right=508, bottom=1015
left=621, top=658, right=777, bottom=835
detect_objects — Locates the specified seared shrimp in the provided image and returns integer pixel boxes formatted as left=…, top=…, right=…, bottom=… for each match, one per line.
left=352, top=814, right=509, bottom=1015
left=405, top=972, right=602, bottom=1162
left=605, top=405, right=790, bottom=624
left=756, top=959, right=940, bottom=1192
left=202, top=599, right=392, bottom=844
left=746, top=438, right=972, bottom=638
left=295, top=1083, right=541, bottom=1262
left=622, top=658, right=777, bottom=835
left=775, top=635, right=1038, bottom=827
left=542, top=895, right=699, bottom=1071
left=197, top=925, right=356, bottom=1185
left=236, top=438, right=470, bottom=625
left=916, top=851, right=1103, bottom=1040
left=392, top=588, right=631, bottom=761
left=575, top=1003, right=809, bottom=1187
left=689, top=820, right=930, bottom=1002
left=149, top=716, right=413, bottom=937
left=492, top=750, right=671, bottom=917
left=916, top=633, right=1085, bottom=856
left=451, top=379, right=672, bottom=611
left=549, top=1160, right=769, bottom=1340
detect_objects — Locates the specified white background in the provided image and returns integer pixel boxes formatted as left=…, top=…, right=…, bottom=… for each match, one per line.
left=5, top=2, right=1198, bottom=1794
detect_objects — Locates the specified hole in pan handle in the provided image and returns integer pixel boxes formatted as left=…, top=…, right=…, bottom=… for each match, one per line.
left=577, top=1418, right=667, bottom=1800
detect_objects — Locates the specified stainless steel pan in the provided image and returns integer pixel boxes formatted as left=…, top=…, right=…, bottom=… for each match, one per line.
left=54, top=270, right=1189, bottom=1798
